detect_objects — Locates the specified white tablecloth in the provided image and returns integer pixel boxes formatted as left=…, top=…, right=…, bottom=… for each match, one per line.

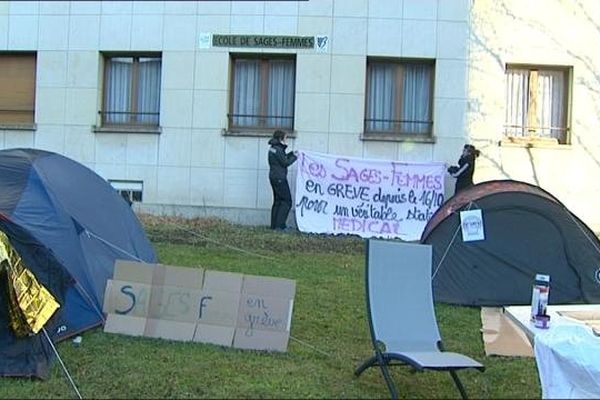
left=534, top=324, right=600, bottom=399
left=504, top=305, right=600, bottom=399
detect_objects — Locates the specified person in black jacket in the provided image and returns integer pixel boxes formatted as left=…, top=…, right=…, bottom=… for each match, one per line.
left=447, top=144, right=480, bottom=194
left=268, top=130, right=298, bottom=230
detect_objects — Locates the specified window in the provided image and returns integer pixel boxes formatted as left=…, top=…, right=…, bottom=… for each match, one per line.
left=365, top=59, right=434, bottom=135
left=229, top=54, right=295, bottom=131
left=108, top=180, right=143, bottom=204
left=0, top=53, right=36, bottom=125
left=504, top=65, right=570, bottom=144
left=102, top=54, right=161, bottom=127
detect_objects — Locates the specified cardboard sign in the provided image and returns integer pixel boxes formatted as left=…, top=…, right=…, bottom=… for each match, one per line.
left=103, top=261, right=296, bottom=352
left=480, top=307, right=533, bottom=357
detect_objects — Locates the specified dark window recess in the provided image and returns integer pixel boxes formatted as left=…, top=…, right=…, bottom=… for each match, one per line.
left=108, top=180, right=143, bottom=205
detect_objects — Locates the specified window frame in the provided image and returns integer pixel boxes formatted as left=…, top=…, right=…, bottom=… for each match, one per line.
left=0, top=52, right=37, bottom=128
left=362, top=57, right=435, bottom=141
left=100, top=52, right=162, bottom=130
left=227, top=53, right=297, bottom=136
left=503, top=63, right=572, bottom=145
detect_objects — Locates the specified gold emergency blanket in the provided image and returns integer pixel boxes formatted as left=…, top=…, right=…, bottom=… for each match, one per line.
left=0, top=231, right=60, bottom=336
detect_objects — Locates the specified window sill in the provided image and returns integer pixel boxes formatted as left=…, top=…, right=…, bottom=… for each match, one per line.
left=360, top=131, right=436, bottom=143
left=222, top=128, right=297, bottom=139
left=0, top=123, right=36, bottom=131
left=92, top=125, right=162, bottom=135
left=499, top=137, right=571, bottom=149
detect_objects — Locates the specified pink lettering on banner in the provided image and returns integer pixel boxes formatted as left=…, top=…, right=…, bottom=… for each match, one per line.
left=332, top=217, right=403, bottom=236
left=299, top=153, right=327, bottom=180
left=295, top=151, right=446, bottom=241
left=390, top=162, right=443, bottom=190
left=331, top=158, right=382, bottom=184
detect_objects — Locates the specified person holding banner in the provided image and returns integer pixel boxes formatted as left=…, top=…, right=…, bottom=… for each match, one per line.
left=447, top=144, right=480, bottom=194
left=268, top=130, right=298, bottom=230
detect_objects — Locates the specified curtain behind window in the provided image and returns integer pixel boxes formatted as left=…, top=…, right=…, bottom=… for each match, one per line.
left=505, top=69, right=529, bottom=137
left=505, top=68, right=566, bottom=141
left=267, top=60, right=294, bottom=129
left=233, top=60, right=260, bottom=127
left=537, top=70, right=565, bottom=139
left=366, top=63, right=395, bottom=131
left=366, top=62, right=432, bottom=134
left=137, top=58, right=161, bottom=125
left=105, top=58, right=132, bottom=124
left=402, top=64, right=431, bottom=134
left=104, top=56, right=161, bottom=126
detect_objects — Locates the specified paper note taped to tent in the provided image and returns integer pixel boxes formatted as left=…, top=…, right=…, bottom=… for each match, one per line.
left=102, top=260, right=296, bottom=352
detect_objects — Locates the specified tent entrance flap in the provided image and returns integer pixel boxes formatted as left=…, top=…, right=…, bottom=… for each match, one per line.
left=1, top=231, right=60, bottom=336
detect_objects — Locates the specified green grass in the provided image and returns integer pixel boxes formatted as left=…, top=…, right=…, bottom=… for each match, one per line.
left=0, top=217, right=540, bottom=399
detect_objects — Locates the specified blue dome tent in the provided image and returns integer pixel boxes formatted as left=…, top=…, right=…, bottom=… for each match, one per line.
left=0, top=148, right=157, bottom=378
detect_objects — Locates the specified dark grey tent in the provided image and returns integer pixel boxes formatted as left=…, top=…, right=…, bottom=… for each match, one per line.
left=420, top=180, right=600, bottom=306
left=0, top=148, right=157, bottom=378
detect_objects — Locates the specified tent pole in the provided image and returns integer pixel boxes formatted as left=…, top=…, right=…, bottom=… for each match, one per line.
left=41, top=328, right=83, bottom=400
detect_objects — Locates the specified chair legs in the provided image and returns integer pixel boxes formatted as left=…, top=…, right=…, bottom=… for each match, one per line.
left=378, top=362, right=399, bottom=400
left=356, top=356, right=471, bottom=400
left=449, top=370, right=469, bottom=400
left=355, top=354, right=399, bottom=400
left=354, top=356, right=377, bottom=377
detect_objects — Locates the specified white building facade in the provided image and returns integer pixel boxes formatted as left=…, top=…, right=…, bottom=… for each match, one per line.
left=0, top=0, right=598, bottom=231
left=468, top=0, right=600, bottom=231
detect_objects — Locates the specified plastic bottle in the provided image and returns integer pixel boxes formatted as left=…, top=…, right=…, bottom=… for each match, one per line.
left=530, top=274, right=550, bottom=321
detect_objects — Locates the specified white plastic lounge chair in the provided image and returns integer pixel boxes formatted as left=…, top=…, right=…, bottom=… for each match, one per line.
left=355, top=239, right=485, bottom=399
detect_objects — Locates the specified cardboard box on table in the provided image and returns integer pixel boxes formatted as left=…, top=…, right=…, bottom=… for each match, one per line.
left=102, top=260, right=295, bottom=352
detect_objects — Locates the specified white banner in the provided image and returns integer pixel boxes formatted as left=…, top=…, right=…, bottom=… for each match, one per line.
left=294, top=151, right=446, bottom=241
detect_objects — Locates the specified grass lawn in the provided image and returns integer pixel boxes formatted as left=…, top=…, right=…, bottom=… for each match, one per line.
left=0, top=217, right=540, bottom=399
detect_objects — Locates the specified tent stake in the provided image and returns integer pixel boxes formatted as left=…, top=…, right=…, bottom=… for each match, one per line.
left=42, top=328, right=83, bottom=399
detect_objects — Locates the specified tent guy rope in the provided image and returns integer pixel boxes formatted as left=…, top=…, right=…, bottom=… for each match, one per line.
left=432, top=201, right=476, bottom=280
left=84, top=230, right=146, bottom=263
left=173, top=225, right=277, bottom=261
left=42, top=328, right=83, bottom=400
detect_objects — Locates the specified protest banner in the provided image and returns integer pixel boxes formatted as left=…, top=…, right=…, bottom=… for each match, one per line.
left=295, top=151, right=446, bottom=241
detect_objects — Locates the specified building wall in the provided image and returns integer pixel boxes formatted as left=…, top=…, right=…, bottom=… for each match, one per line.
left=0, top=0, right=537, bottom=227
left=468, top=0, right=600, bottom=231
